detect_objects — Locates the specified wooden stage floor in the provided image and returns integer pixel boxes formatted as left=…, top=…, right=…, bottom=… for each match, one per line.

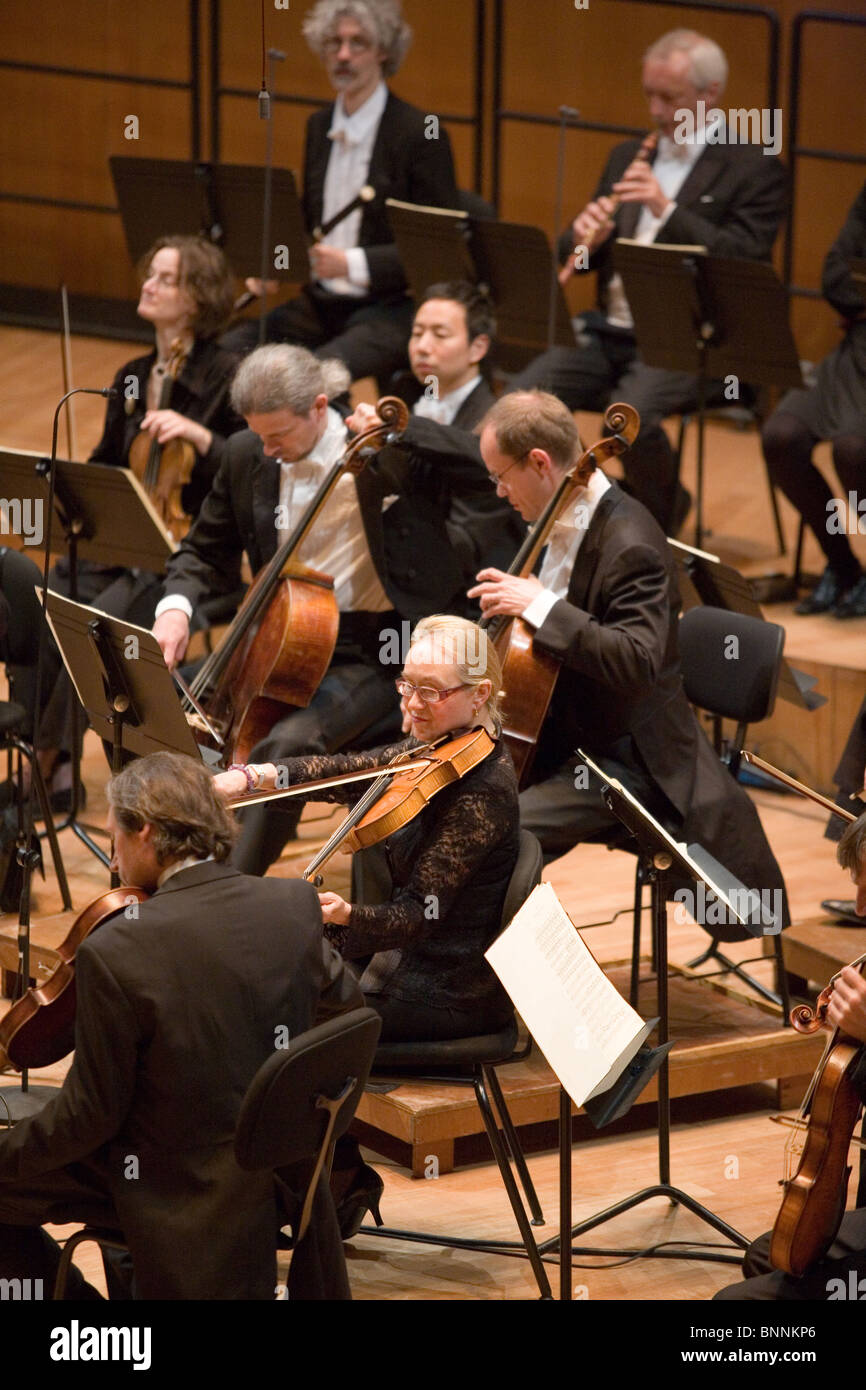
left=2, top=326, right=866, bottom=1302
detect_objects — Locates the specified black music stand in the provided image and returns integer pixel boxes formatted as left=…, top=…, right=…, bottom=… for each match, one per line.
left=386, top=200, right=574, bottom=371
left=43, top=594, right=201, bottom=776
left=541, top=750, right=759, bottom=1298
left=669, top=537, right=826, bottom=713
left=1, top=450, right=175, bottom=866
left=612, top=242, right=803, bottom=550
left=109, top=156, right=309, bottom=281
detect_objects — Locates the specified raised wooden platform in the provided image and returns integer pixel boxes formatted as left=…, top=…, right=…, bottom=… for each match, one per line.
left=781, top=913, right=866, bottom=989
left=355, top=963, right=826, bottom=1177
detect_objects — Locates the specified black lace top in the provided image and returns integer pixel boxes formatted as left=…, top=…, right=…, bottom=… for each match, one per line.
left=275, top=734, right=519, bottom=1014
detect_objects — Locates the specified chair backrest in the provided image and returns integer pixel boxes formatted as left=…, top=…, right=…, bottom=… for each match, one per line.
left=235, top=1007, right=382, bottom=1173
left=500, top=828, right=543, bottom=931
left=679, top=606, right=784, bottom=727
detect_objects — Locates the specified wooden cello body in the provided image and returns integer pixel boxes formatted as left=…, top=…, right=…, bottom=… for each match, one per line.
left=199, top=560, right=339, bottom=764
left=484, top=401, right=640, bottom=787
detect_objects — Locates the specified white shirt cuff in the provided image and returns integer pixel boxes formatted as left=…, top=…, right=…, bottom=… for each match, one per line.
left=344, top=247, right=371, bottom=288
left=521, top=589, right=559, bottom=629
left=154, top=595, right=193, bottom=621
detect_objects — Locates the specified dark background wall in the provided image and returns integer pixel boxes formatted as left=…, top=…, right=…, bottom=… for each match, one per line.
left=0, top=0, right=863, bottom=361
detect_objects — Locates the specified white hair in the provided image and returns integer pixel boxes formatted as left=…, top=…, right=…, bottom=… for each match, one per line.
left=303, top=0, right=412, bottom=77
left=229, top=344, right=350, bottom=417
left=644, top=28, right=728, bottom=95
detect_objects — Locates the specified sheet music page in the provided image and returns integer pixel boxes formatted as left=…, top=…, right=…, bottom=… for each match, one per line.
left=485, top=882, right=645, bottom=1106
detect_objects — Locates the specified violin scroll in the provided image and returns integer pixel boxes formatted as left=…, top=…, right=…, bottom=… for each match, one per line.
left=790, top=996, right=831, bottom=1034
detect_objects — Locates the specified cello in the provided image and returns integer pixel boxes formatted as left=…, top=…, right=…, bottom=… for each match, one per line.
left=738, top=751, right=866, bottom=1274
left=179, top=396, right=409, bottom=766
left=480, top=401, right=640, bottom=786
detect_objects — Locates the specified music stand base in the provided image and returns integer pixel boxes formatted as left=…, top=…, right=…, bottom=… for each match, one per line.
left=564, top=1182, right=747, bottom=1255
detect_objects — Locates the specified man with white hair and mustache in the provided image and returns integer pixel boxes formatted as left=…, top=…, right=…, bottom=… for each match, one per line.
left=227, top=0, right=458, bottom=388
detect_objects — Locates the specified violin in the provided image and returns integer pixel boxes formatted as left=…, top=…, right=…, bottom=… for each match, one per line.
left=481, top=401, right=640, bottom=787
left=181, top=396, right=409, bottom=766
left=769, top=962, right=865, bottom=1276
left=127, top=337, right=197, bottom=542
left=0, top=886, right=149, bottom=1071
left=740, top=752, right=866, bottom=1274
left=224, top=727, right=496, bottom=881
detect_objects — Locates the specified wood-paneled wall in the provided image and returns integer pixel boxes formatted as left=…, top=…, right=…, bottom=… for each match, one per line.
left=0, top=0, right=863, bottom=362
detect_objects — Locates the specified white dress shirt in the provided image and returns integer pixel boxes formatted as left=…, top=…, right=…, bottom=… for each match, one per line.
left=277, top=407, right=391, bottom=612
left=156, top=407, right=391, bottom=621
left=605, top=121, right=714, bottom=330
left=319, top=81, right=389, bottom=297
left=521, top=468, right=612, bottom=629
left=412, top=374, right=484, bottom=425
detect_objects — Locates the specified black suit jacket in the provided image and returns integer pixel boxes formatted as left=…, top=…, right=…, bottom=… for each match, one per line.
left=531, top=480, right=789, bottom=932
left=0, top=863, right=361, bottom=1299
left=558, top=138, right=788, bottom=308
left=383, top=375, right=525, bottom=576
left=163, top=414, right=520, bottom=626
left=303, top=91, right=458, bottom=298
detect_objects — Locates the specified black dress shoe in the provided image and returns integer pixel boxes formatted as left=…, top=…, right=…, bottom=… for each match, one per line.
left=832, top=574, right=866, bottom=619
left=335, top=1162, right=384, bottom=1240
left=794, top=565, right=848, bottom=615
left=821, top=898, right=866, bottom=925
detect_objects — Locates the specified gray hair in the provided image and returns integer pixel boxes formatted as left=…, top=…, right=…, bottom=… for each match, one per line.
left=303, top=0, right=412, bottom=77
left=230, top=344, right=351, bottom=417
left=644, top=29, right=728, bottom=95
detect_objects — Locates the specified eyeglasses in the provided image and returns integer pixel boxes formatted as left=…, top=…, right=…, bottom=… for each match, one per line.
left=323, top=35, right=373, bottom=54
left=486, top=453, right=527, bottom=486
left=395, top=679, right=469, bottom=705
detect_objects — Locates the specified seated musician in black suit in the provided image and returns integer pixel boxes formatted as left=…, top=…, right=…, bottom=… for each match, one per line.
left=0, top=751, right=361, bottom=1299
left=762, top=182, right=866, bottom=617
left=152, top=344, right=520, bottom=875
left=355, top=281, right=524, bottom=576
left=715, top=813, right=866, bottom=1300
left=509, top=28, right=788, bottom=532
left=225, top=0, right=459, bottom=387
left=468, top=390, right=789, bottom=934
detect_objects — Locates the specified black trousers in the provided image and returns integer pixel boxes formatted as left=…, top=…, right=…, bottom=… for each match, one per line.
left=0, top=1155, right=349, bottom=1301
left=762, top=407, right=866, bottom=584
left=221, top=287, right=414, bottom=389
left=510, top=313, right=731, bottom=531
left=713, top=1210, right=866, bottom=1301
